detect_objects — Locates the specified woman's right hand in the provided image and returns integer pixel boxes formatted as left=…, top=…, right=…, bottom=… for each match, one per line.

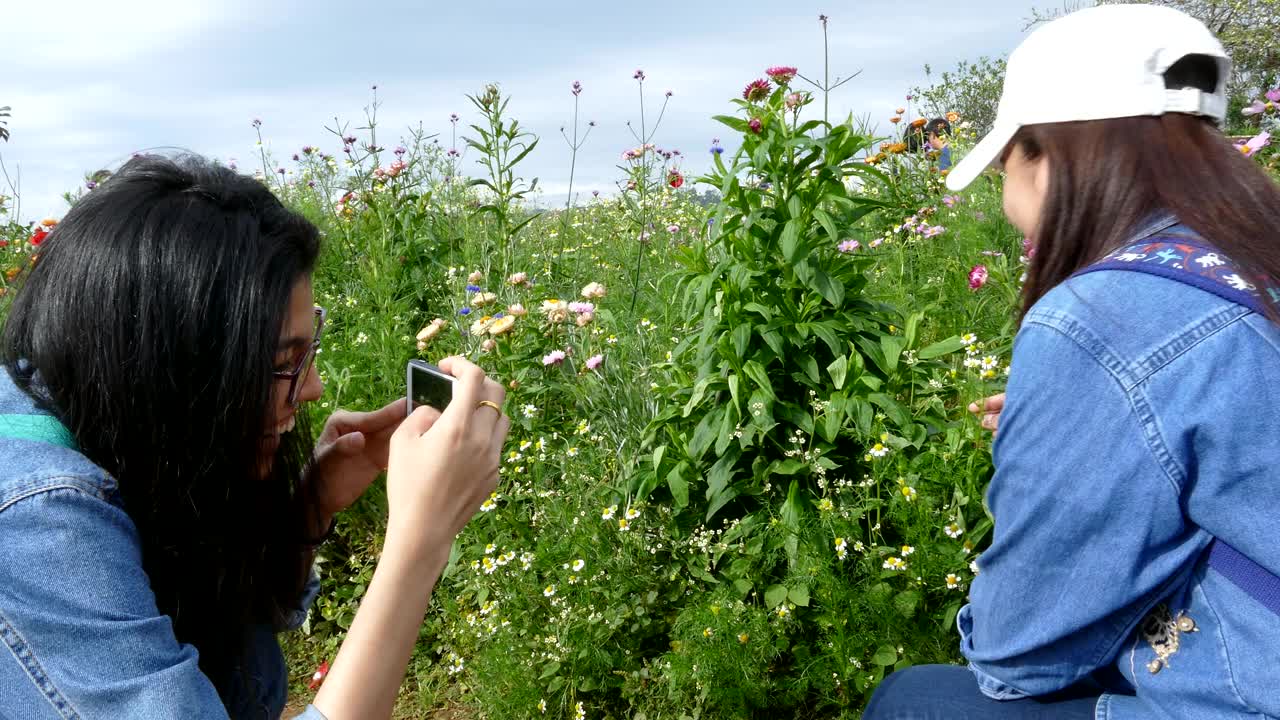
left=384, top=356, right=509, bottom=550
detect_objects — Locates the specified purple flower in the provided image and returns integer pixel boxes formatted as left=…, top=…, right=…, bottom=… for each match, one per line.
left=634, top=69, right=645, bottom=81
left=748, top=118, right=763, bottom=134
left=585, top=354, right=604, bottom=370
left=458, top=307, right=472, bottom=316
left=922, top=225, right=945, bottom=238
left=572, top=80, right=582, bottom=96
left=307, top=180, right=316, bottom=188
left=711, top=143, right=724, bottom=154
left=85, top=181, right=97, bottom=190
left=466, top=284, right=482, bottom=293
left=292, top=153, right=300, bottom=161
left=838, top=239, right=860, bottom=253
left=450, top=113, right=459, bottom=123
left=252, top=118, right=262, bottom=128
left=665, top=89, right=673, bottom=97
left=395, top=146, right=406, bottom=155
left=543, top=349, right=566, bottom=366
left=1266, top=88, right=1280, bottom=104
left=1243, top=100, right=1267, bottom=116
left=941, top=194, right=960, bottom=208
left=588, top=120, right=596, bottom=127
left=592, top=190, right=600, bottom=197
left=343, top=135, right=357, bottom=144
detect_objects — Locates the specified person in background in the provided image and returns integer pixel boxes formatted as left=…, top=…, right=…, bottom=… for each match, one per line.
left=865, top=4, right=1280, bottom=719
left=926, top=117, right=953, bottom=170
left=0, top=154, right=510, bottom=720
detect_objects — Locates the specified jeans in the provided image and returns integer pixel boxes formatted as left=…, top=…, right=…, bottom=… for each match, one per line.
left=863, top=665, right=1099, bottom=719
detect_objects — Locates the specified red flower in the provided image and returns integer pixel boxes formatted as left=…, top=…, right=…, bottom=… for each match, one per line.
left=668, top=170, right=684, bottom=189
left=968, top=264, right=989, bottom=291
left=308, top=659, right=330, bottom=690
left=748, top=118, right=763, bottom=134
left=742, top=78, right=772, bottom=103
left=30, top=229, right=49, bottom=247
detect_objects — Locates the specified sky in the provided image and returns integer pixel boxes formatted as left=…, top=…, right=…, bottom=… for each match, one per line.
left=1, top=0, right=1049, bottom=222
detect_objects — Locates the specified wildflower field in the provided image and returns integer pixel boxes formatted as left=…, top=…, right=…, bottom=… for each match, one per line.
left=3, top=55, right=1279, bottom=720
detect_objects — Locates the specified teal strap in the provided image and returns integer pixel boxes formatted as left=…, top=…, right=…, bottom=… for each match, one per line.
left=0, top=414, right=77, bottom=450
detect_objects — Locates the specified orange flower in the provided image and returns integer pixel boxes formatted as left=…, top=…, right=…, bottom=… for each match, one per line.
left=895, top=107, right=906, bottom=114
left=890, top=116, right=902, bottom=124
left=40, top=217, right=59, bottom=228
left=946, top=111, right=960, bottom=123
left=888, top=142, right=908, bottom=154
left=910, top=118, right=928, bottom=129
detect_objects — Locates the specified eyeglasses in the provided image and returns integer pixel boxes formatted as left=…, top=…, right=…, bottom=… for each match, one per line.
left=273, top=306, right=326, bottom=407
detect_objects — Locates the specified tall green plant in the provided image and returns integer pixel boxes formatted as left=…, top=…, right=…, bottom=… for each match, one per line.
left=632, top=70, right=971, bottom=610
left=465, top=84, right=541, bottom=277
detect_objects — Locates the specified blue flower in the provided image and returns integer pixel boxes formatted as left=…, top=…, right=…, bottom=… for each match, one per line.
left=710, top=145, right=724, bottom=155
left=493, top=312, right=505, bottom=319
left=465, top=284, right=482, bottom=293
left=458, top=307, right=472, bottom=316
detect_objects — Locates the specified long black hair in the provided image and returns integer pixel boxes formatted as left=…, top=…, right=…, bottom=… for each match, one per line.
left=1015, top=55, right=1280, bottom=321
left=2, top=154, right=322, bottom=698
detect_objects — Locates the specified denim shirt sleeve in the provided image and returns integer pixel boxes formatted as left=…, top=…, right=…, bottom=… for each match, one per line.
left=0, top=484, right=230, bottom=718
left=957, top=314, right=1190, bottom=699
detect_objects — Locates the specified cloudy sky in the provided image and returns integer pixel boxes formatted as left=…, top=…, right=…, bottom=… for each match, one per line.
left=2, top=0, right=1048, bottom=222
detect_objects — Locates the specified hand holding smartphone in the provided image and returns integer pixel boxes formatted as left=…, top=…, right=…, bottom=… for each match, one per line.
left=406, top=360, right=456, bottom=416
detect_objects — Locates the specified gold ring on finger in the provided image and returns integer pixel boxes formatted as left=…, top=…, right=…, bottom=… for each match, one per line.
left=476, top=400, right=502, bottom=414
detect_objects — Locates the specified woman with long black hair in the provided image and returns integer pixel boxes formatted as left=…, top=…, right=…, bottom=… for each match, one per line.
left=0, top=154, right=509, bottom=719
left=866, top=5, right=1280, bottom=719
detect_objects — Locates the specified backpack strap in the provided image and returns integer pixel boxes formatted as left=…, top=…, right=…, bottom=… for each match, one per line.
left=0, top=413, right=78, bottom=450
left=1076, top=236, right=1278, bottom=317
left=1077, top=236, right=1280, bottom=617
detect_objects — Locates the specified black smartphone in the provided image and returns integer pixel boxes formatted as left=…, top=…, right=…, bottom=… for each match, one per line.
left=406, top=360, right=455, bottom=416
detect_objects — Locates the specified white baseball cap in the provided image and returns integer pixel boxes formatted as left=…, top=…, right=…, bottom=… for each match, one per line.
left=946, top=4, right=1231, bottom=191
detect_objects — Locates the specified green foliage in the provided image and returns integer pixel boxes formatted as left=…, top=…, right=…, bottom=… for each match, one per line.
left=0, top=106, right=10, bottom=143
left=911, top=57, right=1006, bottom=138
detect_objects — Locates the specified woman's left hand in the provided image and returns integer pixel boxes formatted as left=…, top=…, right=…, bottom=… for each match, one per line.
left=310, top=399, right=407, bottom=518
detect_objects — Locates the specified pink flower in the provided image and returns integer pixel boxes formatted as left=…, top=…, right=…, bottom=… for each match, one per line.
left=785, top=92, right=805, bottom=109
left=633, top=69, right=645, bottom=81
left=968, top=265, right=989, bottom=291
left=568, top=301, right=595, bottom=314
left=942, top=194, right=960, bottom=208
left=1266, top=88, right=1280, bottom=104
left=765, top=66, right=798, bottom=84
left=742, top=78, right=772, bottom=103
left=748, top=118, right=763, bottom=134
left=922, top=225, right=945, bottom=238
left=1022, top=237, right=1036, bottom=258
left=869, top=238, right=883, bottom=249
left=667, top=224, right=680, bottom=233
left=585, top=354, right=604, bottom=370
left=1243, top=100, right=1267, bottom=116
left=838, top=239, right=860, bottom=253
left=543, top=350, right=566, bottom=366
left=507, top=271, right=529, bottom=286
left=1239, top=131, right=1271, bottom=158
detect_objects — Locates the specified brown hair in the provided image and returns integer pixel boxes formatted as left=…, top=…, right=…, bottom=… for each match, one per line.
left=1015, top=56, right=1280, bottom=321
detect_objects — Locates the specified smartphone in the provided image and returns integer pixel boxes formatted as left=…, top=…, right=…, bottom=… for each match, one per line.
left=406, top=360, right=456, bottom=416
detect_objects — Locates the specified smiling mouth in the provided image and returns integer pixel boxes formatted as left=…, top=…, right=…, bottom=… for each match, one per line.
left=271, top=415, right=296, bottom=436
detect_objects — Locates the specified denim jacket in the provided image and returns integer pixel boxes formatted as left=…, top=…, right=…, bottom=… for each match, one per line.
left=0, top=370, right=327, bottom=720
left=957, top=214, right=1280, bottom=719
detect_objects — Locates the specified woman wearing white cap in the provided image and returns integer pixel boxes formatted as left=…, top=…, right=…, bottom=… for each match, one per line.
left=865, top=5, right=1280, bottom=720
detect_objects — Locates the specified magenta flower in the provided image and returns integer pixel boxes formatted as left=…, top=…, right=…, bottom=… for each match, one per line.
left=968, top=265, right=989, bottom=291
left=1266, top=89, right=1280, bottom=104
left=585, top=354, right=604, bottom=370
left=838, top=239, right=860, bottom=253
left=742, top=78, right=772, bottom=103
left=634, top=69, right=646, bottom=81
left=765, top=66, right=798, bottom=84
left=748, top=118, right=763, bottom=134
left=543, top=350, right=566, bottom=366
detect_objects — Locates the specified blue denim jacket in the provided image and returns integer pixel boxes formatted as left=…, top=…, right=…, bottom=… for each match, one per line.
left=0, top=371, right=328, bottom=720
left=958, top=214, right=1280, bottom=719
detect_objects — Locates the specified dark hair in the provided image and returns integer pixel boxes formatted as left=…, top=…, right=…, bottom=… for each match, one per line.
left=904, top=123, right=927, bottom=153
left=926, top=118, right=951, bottom=139
left=1015, top=55, right=1280, bottom=320
left=2, top=154, right=322, bottom=699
